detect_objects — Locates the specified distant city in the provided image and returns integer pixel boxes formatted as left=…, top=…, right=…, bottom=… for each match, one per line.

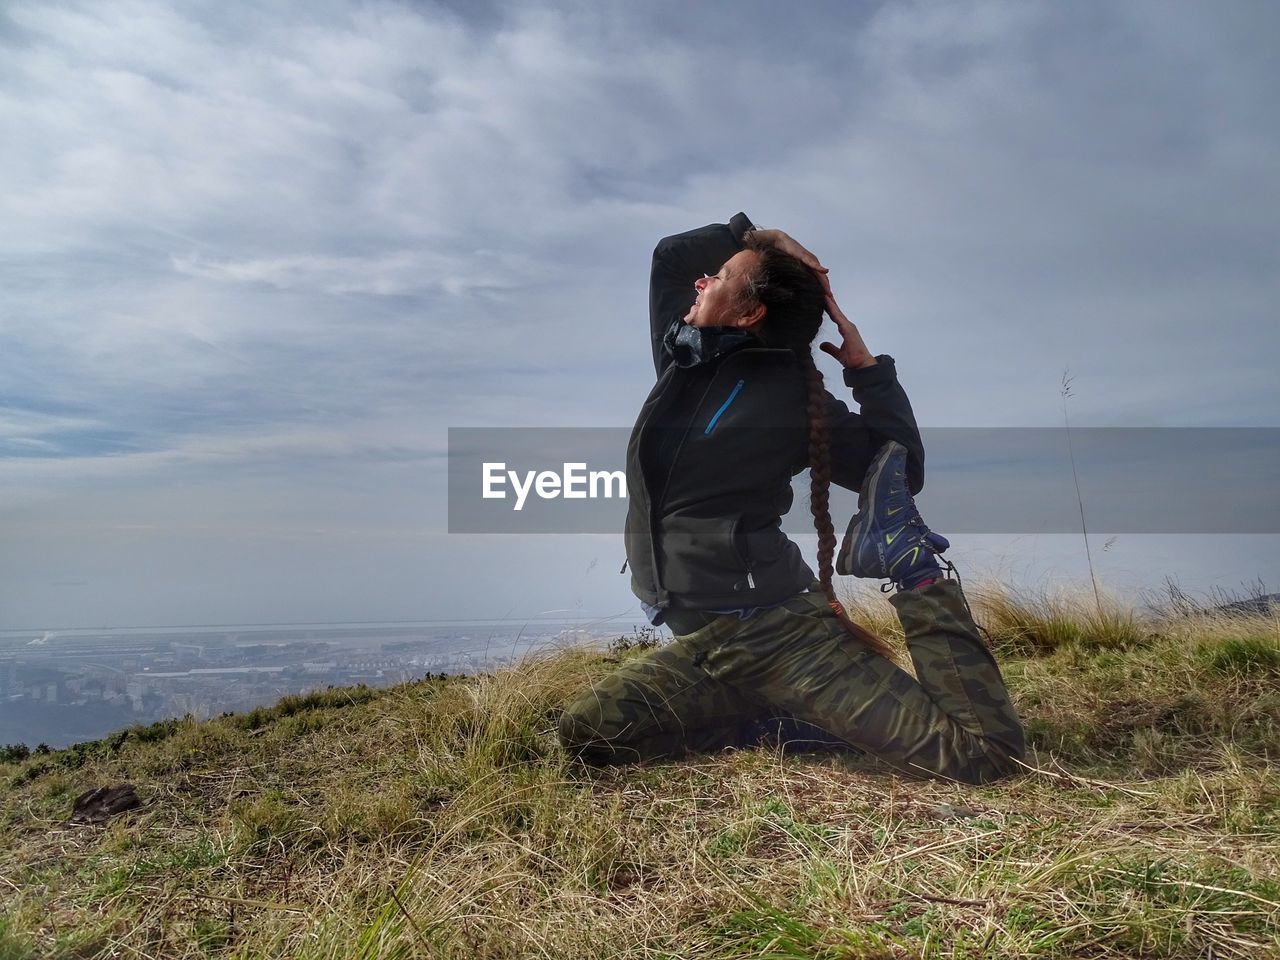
left=0, top=616, right=647, bottom=749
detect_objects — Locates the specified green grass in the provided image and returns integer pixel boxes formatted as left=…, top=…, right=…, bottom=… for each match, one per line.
left=1, top=584, right=1277, bottom=958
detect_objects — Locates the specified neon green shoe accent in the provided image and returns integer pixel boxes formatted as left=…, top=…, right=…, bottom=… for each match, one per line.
left=889, top=546, right=919, bottom=573
left=885, top=505, right=904, bottom=516
left=885, top=527, right=902, bottom=546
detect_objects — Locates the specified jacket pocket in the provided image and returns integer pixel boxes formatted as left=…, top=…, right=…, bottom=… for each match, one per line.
left=736, top=519, right=787, bottom=567
left=658, top=514, right=751, bottom=596
left=735, top=519, right=798, bottom=594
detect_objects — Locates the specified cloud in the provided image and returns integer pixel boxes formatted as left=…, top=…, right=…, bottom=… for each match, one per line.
left=170, top=248, right=541, bottom=297
left=0, top=0, right=1276, bottom=623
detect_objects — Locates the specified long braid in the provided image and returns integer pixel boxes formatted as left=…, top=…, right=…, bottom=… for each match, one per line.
left=801, top=348, right=898, bottom=661
left=743, top=237, right=898, bottom=661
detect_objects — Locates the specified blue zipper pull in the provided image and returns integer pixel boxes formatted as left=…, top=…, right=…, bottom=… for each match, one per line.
left=704, top=379, right=746, bottom=435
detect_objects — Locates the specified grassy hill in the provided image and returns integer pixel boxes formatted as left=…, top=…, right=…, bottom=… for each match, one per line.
left=2, top=582, right=1278, bottom=959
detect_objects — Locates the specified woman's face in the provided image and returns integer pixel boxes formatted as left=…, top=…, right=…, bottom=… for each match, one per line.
left=683, top=249, right=761, bottom=328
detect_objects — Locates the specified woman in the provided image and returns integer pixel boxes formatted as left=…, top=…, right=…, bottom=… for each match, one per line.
left=558, top=213, right=1025, bottom=784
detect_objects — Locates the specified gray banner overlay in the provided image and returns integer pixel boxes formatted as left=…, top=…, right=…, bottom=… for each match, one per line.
left=448, top=427, right=1279, bottom=534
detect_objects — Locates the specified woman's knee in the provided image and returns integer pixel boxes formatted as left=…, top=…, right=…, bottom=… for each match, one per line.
left=558, top=696, right=600, bottom=752
left=557, top=695, right=636, bottom=766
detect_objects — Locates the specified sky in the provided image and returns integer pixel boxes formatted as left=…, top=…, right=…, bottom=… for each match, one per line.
left=1, top=0, right=1276, bottom=629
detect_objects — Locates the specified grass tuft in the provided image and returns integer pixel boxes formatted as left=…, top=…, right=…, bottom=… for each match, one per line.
left=2, top=581, right=1278, bottom=958
left=1200, top=635, right=1280, bottom=676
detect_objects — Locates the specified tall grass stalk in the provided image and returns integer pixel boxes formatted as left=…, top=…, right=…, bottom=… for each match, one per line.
left=1062, top=369, right=1104, bottom=617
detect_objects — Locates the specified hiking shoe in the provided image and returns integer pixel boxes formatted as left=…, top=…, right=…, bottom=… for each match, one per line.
left=836, top=441, right=950, bottom=589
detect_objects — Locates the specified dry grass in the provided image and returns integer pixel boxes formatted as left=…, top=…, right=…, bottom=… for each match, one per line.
left=2, top=582, right=1278, bottom=959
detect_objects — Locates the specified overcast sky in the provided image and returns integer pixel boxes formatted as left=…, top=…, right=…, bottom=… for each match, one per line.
left=2, top=0, right=1276, bottom=629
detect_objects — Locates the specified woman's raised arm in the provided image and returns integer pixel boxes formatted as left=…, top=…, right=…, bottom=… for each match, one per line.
left=647, top=212, right=755, bottom=377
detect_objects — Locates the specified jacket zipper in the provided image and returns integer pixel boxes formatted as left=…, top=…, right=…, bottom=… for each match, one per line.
left=735, top=518, right=756, bottom=589
left=704, top=379, right=745, bottom=434
left=628, top=362, right=752, bottom=594
left=657, top=375, right=721, bottom=512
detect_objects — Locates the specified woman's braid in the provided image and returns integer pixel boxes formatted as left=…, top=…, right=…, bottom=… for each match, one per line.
left=802, top=353, right=897, bottom=661
left=743, top=236, right=897, bottom=661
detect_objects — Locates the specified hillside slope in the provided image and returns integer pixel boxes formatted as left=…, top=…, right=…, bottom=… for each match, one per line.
left=2, top=584, right=1278, bottom=959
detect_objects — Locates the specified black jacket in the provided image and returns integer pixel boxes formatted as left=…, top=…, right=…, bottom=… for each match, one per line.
left=624, top=213, right=925, bottom=614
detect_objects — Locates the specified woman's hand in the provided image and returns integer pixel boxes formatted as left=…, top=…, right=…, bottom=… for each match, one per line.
left=820, top=293, right=878, bottom=370
left=749, top=229, right=873, bottom=367
left=747, top=228, right=832, bottom=297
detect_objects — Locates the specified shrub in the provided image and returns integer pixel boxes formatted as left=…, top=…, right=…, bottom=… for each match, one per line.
left=608, top=624, right=664, bottom=654
left=0, top=744, right=29, bottom=764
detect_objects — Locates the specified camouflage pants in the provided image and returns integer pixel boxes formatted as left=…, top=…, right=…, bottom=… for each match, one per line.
left=559, top=579, right=1026, bottom=784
